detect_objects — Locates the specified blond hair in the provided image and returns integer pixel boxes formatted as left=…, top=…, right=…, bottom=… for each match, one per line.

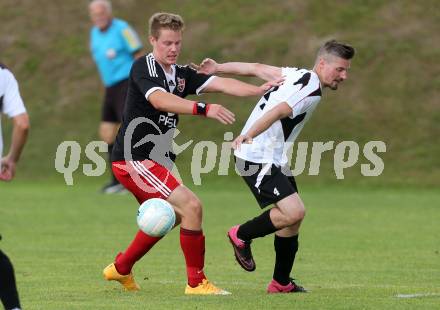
left=149, top=12, right=184, bottom=38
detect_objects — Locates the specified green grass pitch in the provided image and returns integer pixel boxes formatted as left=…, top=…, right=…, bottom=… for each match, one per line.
left=1, top=181, right=439, bottom=309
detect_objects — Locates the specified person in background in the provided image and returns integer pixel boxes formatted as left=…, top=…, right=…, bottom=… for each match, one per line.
left=89, top=0, right=143, bottom=193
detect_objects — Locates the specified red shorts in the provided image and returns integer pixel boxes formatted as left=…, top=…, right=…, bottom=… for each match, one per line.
left=112, top=160, right=181, bottom=204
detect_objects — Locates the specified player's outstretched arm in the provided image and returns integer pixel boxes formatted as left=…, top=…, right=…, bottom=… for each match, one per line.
left=0, top=113, right=29, bottom=181
left=192, top=58, right=282, bottom=82
left=232, top=102, right=291, bottom=150
left=149, top=90, right=235, bottom=125
left=202, top=76, right=284, bottom=97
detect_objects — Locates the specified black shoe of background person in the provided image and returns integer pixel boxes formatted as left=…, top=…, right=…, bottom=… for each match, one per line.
left=101, top=181, right=127, bottom=194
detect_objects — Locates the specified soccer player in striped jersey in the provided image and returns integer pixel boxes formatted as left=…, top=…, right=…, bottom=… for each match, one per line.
left=102, top=12, right=282, bottom=295
left=194, top=40, right=355, bottom=293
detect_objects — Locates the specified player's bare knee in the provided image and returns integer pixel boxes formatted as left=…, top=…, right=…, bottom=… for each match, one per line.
left=296, top=204, right=306, bottom=220
left=283, top=214, right=298, bottom=226
left=297, top=204, right=306, bottom=221
left=284, top=204, right=305, bottom=225
left=184, top=196, right=203, bottom=220
left=100, top=133, right=114, bottom=145
left=99, top=125, right=117, bottom=144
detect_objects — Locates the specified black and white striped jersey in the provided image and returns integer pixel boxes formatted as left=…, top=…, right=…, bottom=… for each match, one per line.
left=112, top=53, right=214, bottom=166
left=235, top=67, right=322, bottom=166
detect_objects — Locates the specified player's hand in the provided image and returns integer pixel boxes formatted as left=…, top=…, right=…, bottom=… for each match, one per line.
left=259, top=77, right=285, bottom=94
left=206, top=104, right=235, bottom=125
left=190, top=58, right=218, bottom=75
left=0, top=156, right=16, bottom=181
left=232, top=134, right=253, bottom=150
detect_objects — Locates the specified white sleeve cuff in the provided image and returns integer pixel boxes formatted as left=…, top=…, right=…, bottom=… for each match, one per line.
left=145, top=87, right=167, bottom=101
left=7, top=107, right=27, bottom=118
left=196, top=76, right=216, bottom=95
left=2, top=70, right=26, bottom=117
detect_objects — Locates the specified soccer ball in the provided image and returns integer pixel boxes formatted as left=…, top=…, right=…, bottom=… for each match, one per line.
left=137, top=198, right=176, bottom=237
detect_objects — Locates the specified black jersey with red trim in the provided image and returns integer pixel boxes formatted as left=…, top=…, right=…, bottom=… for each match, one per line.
left=112, top=53, right=213, bottom=167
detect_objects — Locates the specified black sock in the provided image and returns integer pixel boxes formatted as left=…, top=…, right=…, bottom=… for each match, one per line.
left=108, top=143, right=118, bottom=184
left=237, top=209, right=277, bottom=241
left=273, top=234, right=299, bottom=285
left=0, top=250, right=21, bottom=310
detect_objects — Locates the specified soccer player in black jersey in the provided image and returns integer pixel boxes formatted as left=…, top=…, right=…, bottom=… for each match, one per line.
left=102, top=12, right=282, bottom=295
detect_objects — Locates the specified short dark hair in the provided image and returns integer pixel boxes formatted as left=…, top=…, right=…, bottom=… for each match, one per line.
left=318, top=40, right=355, bottom=60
